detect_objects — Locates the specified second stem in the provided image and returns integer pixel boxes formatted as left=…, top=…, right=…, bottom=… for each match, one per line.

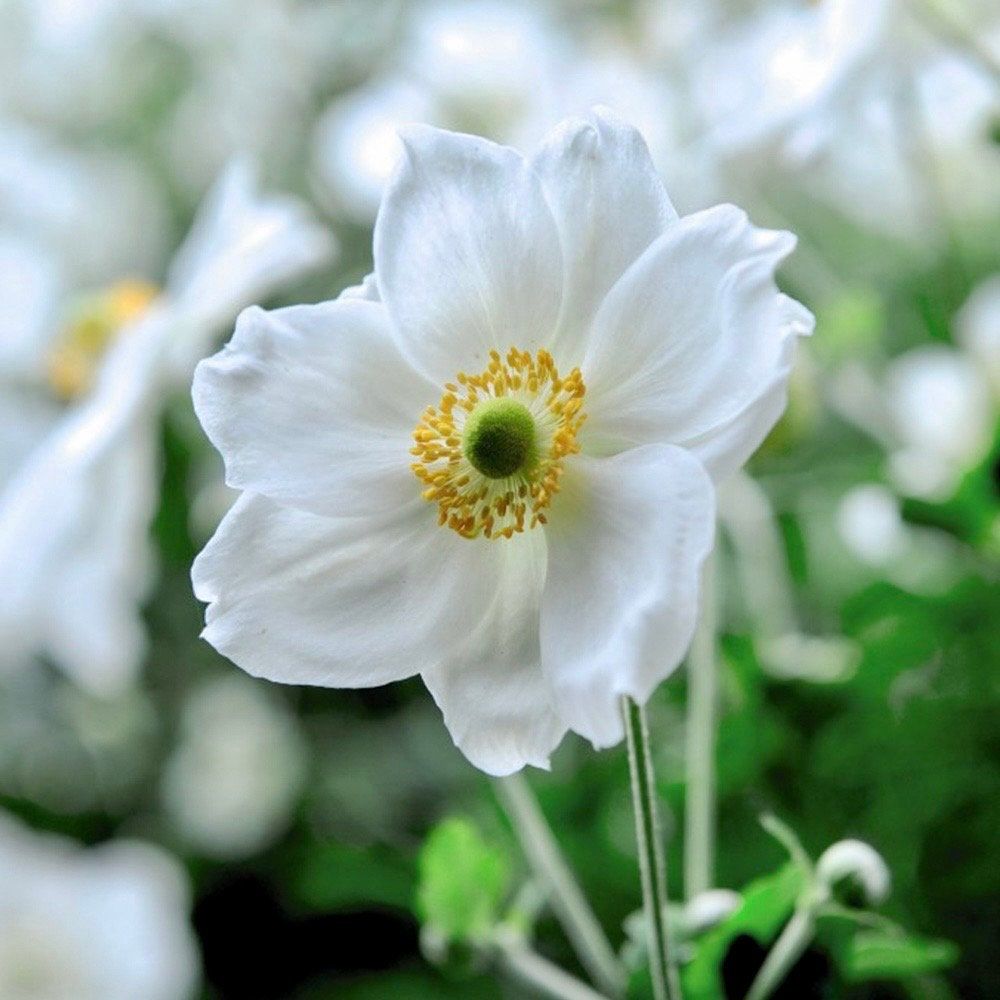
left=622, top=695, right=682, bottom=1000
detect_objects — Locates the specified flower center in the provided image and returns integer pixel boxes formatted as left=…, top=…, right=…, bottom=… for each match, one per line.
left=463, top=397, right=538, bottom=479
left=411, top=347, right=586, bottom=540
left=47, top=279, right=158, bottom=400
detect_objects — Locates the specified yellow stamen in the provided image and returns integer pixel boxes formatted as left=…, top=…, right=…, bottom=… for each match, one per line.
left=47, top=279, right=158, bottom=400
left=411, top=347, right=587, bottom=540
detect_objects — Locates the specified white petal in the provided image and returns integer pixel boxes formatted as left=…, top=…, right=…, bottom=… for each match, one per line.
left=540, top=445, right=715, bottom=746
left=373, top=124, right=563, bottom=384
left=337, top=272, right=380, bottom=301
left=680, top=298, right=809, bottom=482
left=193, top=299, right=435, bottom=518
left=0, top=235, right=61, bottom=379
left=421, top=528, right=565, bottom=776
left=0, top=413, right=156, bottom=696
left=164, top=158, right=334, bottom=377
left=193, top=494, right=521, bottom=691
left=580, top=205, right=812, bottom=466
left=530, top=107, right=677, bottom=351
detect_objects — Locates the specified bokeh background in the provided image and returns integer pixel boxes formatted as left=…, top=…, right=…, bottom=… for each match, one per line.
left=0, top=0, right=998, bottom=998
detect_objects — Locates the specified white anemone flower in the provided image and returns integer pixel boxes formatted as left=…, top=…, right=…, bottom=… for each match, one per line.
left=887, top=345, right=995, bottom=500
left=160, top=675, right=306, bottom=859
left=0, top=162, right=332, bottom=696
left=193, top=110, right=812, bottom=775
left=0, top=810, right=199, bottom=999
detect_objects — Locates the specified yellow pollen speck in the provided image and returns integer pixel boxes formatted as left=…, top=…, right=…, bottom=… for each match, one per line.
left=410, top=346, right=587, bottom=540
left=47, top=279, right=158, bottom=400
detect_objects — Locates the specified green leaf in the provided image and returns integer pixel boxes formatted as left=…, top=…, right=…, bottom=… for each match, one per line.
left=288, top=840, right=415, bottom=912
left=683, top=864, right=805, bottom=1000
left=415, top=817, right=510, bottom=944
left=840, top=930, right=959, bottom=982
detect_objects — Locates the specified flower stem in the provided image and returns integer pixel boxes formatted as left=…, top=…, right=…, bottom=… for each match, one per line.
left=744, top=907, right=816, bottom=1000
left=621, top=696, right=682, bottom=1000
left=496, top=774, right=625, bottom=997
left=684, top=551, right=717, bottom=900
left=495, top=929, right=614, bottom=1000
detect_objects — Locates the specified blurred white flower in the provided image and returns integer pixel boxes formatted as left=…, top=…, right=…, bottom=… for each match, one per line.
left=311, top=0, right=719, bottom=221
left=161, top=675, right=306, bottom=859
left=157, top=0, right=332, bottom=197
left=0, top=0, right=169, bottom=130
left=0, top=162, right=332, bottom=696
left=681, top=888, right=742, bottom=935
left=312, top=79, right=437, bottom=222
left=311, top=1, right=563, bottom=221
left=0, top=124, right=169, bottom=285
left=696, top=0, right=891, bottom=162
left=695, top=0, right=1000, bottom=246
left=887, top=345, right=994, bottom=499
left=836, top=483, right=909, bottom=566
left=0, top=810, right=199, bottom=999
left=956, top=273, right=1000, bottom=396
left=193, top=110, right=811, bottom=774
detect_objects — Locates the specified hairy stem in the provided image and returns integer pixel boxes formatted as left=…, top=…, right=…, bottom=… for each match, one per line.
left=622, top=696, right=682, bottom=1000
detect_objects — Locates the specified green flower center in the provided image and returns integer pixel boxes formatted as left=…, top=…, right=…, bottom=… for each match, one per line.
left=462, top=398, right=538, bottom=479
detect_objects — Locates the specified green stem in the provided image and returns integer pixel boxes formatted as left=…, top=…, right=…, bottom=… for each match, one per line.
left=684, top=550, right=718, bottom=900
left=744, top=907, right=816, bottom=1000
left=622, top=696, right=682, bottom=1000
left=495, top=929, right=613, bottom=1000
left=496, top=774, right=625, bottom=997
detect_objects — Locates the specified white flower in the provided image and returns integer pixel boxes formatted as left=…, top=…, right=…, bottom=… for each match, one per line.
left=311, top=78, right=437, bottom=222
left=193, top=110, right=812, bottom=775
left=0, top=810, right=199, bottom=999
left=836, top=483, right=909, bottom=567
left=696, top=0, right=891, bottom=162
left=0, top=162, right=332, bottom=696
left=956, top=274, right=1000, bottom=397
left=0, top=123, right=169, bottom=286
left=887, top=345, right=994, bottom=500
left=310, top=2, right=721, bottom=222
left=310, top=1, right=563, bottom=221
left=161, top=675, right=306, bottom=859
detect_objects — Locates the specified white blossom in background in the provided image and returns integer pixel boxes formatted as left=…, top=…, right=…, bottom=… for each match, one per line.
left=956, top=273, right=1000, bottom=395
left=310, top=0, right=720, bottom=222
left=836, top=483, right=910, bottom=567
left=156, top=0, right=352, bottom=198
left=885, top=273, right=999, bottom=501
left=694, top=0, right=1000, bottom=245
left=0, top=161, right=332, bottom=696
left=311, top=0, right=564, bottom=222
left=0, top=810, right=199, bottom=999
left=887, top=344, right=995, bottom=501
left=0, top=0, right=169, bottom=130
left=193, top=110, right=811, bottom=774
left=695, top=0, right=891, bottom=163
left=0, top=123, right=169, bottom=286
left=161, top=675, right=306, bottom=859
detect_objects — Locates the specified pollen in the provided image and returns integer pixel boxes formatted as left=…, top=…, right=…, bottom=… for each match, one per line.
left=47, top=279, right=158, bottom=401
left=411, top=347, right=586, bottom=540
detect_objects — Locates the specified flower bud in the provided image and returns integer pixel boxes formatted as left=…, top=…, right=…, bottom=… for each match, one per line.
left=816, top=839, right=891, bottom=905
